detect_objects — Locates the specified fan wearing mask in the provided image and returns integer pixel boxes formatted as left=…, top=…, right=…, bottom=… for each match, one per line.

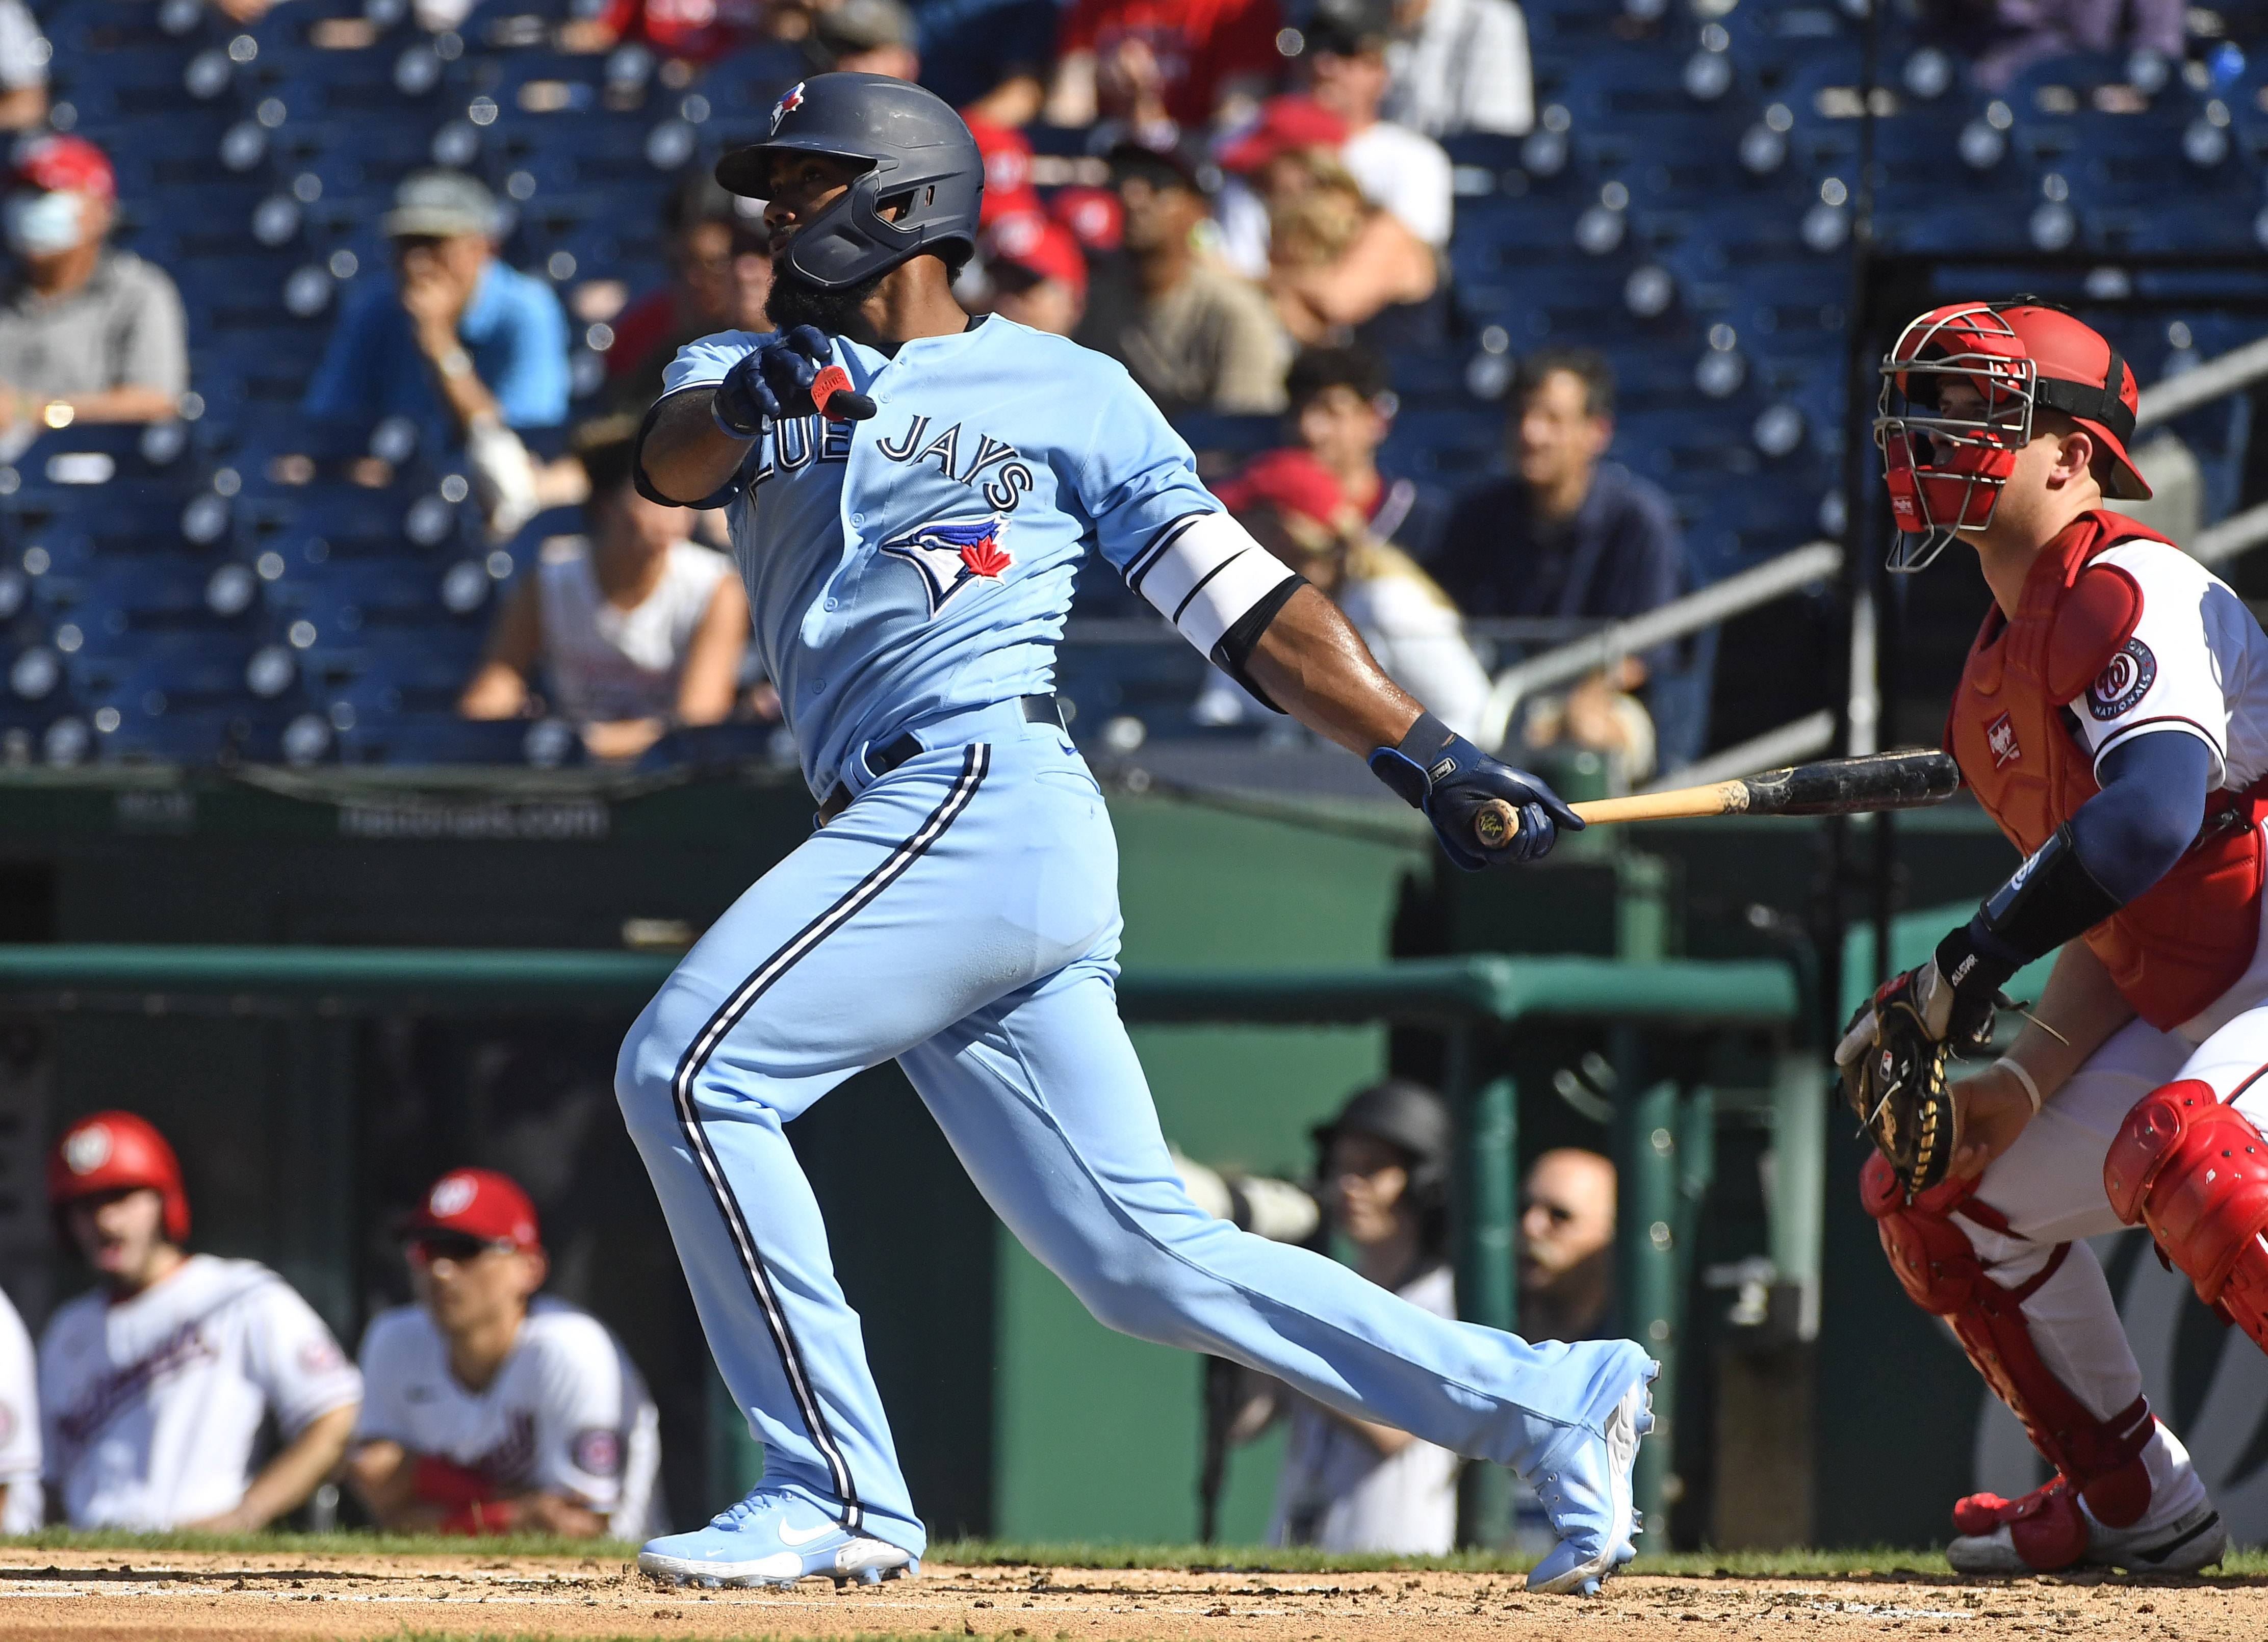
left=0, top=136, right=187, bottom=427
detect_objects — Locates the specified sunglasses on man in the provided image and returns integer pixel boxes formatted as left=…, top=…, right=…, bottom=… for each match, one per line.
left=405, top=1231, right=519, bottom=1267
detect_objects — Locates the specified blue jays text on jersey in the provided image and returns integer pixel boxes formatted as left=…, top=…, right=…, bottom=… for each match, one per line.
left=655, top=316, right=1297, bottom=799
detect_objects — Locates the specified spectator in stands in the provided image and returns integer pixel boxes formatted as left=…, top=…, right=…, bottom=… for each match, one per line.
left=303, top=170, right=570, bottom=448
left=1284, top=344, right=1447, bottom=560
left=1240, top=131, right=1437, bottom=346
left=0, top=1284, right=36, bottom=1531
left=1046, top=0, right=1282, bottom=140
left=0, top=136, right=186, bottom=428
left=0, top=0, right=48, bottom=132
left=558, top=0, right=762, bottom=61
left=1081, top=143, right=1287, bottom=416
left=1435, top=348, right=1686, bottom=773
left=1926, top=0, right=2183, bottom=92
left=1197, top=446, right=1487, bottom=734
left=605, top=173, right=771, bottom=414
left=1301, top=0, right=1452, bottom=275
left=983, top=215, right=1088, bottom=336
left=807, top=0, right=922, bottom=76
left=39, top=1111, right=362, bottom=1531
left=913, top=0, right=1056, bottom=126
left=345, top=1168, right=665, bottom=1539
left=1380, top=0, right=1532, bottom=137
left=1519, top=1147, right=1616, bottom=1341
left=1269, top=1082, right=1460, bottom=1553
left=459, top=420, right=747, bottom=763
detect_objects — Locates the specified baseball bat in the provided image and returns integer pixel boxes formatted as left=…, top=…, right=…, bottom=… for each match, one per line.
left=1470, top=749, right=1960, bottom=848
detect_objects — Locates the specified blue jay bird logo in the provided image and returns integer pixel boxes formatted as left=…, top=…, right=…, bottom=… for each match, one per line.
left=880, top=517, right=1014, bottom=614
left=770, top=83, right=805, bottom=134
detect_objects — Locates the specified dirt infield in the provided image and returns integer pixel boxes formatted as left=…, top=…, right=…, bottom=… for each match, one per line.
left=0, top=1548, right=2261, bottom=1641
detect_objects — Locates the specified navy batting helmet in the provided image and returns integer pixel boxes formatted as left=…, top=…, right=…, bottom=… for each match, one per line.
left=716, top=73, right=983, bottom=292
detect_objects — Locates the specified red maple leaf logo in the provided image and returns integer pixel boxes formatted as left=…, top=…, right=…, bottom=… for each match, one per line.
left=960, top=536, right=1011, bottom=578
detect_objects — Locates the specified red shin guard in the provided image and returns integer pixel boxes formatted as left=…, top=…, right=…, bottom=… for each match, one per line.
left=2106, top=1080, right=2268, bottom=1356
left=1862, top=1154, right=2155, bottom=1558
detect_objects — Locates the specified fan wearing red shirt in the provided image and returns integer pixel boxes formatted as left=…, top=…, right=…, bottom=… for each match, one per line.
left=1045, top=0, right=1284, bottom=135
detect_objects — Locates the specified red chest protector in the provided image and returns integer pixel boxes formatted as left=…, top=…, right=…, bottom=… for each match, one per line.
left=1946, top=511, right=2268, bottom=1030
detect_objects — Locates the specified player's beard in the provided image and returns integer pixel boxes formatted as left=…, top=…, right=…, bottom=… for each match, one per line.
left=765, top=257, right=889, bottom=336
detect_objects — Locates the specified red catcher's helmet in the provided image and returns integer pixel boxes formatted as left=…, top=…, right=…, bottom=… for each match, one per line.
left=1875, top=301, right=2149, bottom=572
left=47, top=1110, right=190, bottom=1243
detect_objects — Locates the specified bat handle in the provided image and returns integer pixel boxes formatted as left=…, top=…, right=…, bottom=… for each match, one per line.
left=1474, top=798, right=1520, bottom=851
left=811, top=364, right=876, bottom=422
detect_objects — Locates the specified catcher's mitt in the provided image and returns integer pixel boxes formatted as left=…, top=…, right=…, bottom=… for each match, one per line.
left=1835, top=963, right=1990, bottom=1194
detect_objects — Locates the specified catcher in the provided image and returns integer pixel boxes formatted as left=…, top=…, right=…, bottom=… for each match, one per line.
left=1838, top=301, right=2268, bottom=1576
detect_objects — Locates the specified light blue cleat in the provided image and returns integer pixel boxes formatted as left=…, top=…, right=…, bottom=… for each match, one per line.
left=1523, top=1350, right=1658, bottom=1596
left=637, top=1488, right=920, bottom=1589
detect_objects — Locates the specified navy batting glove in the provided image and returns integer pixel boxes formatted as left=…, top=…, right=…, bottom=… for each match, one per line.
left=712, top=325, right=837, bottom=438
left=1368, top=711, right=1584, bottom=869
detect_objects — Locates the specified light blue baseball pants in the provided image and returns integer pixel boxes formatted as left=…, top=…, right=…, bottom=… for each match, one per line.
left=616, top=715, right=1642, bottom=1556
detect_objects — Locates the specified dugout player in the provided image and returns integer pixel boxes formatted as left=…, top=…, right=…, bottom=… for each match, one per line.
left=0, top=1281, right=37, bottom=1530
left=344, top=1167, right=663, bottom=1539
left=39, top=1111, right=362, bottom=1530
left=1268, top=1082, right=1460, bottom=1554
left=1838, top=300, right=2268, bottom=1576
left=620, top=71, right=1655, bottom=1596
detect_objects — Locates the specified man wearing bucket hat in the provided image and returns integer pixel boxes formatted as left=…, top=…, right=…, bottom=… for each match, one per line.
left=303, top=168, right=570, bottom=447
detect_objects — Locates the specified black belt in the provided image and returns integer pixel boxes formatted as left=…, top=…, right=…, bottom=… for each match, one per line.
left=817, top=695, right=1066, bottom=825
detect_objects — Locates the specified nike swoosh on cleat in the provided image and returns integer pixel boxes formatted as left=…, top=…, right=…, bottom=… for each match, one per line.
left=777, top=1521, right=841, bottom=1547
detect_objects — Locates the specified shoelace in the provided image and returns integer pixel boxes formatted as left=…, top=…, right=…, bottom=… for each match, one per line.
left=707, top=1487, right=796, bottom=1531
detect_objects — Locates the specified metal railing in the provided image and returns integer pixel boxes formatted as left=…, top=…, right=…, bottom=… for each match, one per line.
left=1475, top=540, right=1845, bottom=755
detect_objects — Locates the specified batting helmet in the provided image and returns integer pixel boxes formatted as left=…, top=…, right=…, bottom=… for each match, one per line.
left=1312, top=1080, right=1453, bottom=1212
left=47, top=1110, right=190, bottom=1243
left=714, top=72, right=983, bottom=291
left=1875, top=300, right=2149, bottom=572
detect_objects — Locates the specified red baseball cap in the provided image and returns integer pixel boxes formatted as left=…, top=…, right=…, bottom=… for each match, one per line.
left=1218, top=97, right=1348, bottom=175
left=14, top=135, right=115, bottom=202
left=1048, top=185, right=1123, bottom=253
left=986, top=213, right=1087, bottom=296
left=407, top=1167, right=541, bottom=1250
left=966, top=115, right=1041, bottom=227
left=1213, top=448, right=1355, bottom=539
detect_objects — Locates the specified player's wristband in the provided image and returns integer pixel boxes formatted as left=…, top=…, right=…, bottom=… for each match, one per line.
left=1368, top=711, right=1460, bottom=809
left=1995, top=1055, right=2045, bottom=1115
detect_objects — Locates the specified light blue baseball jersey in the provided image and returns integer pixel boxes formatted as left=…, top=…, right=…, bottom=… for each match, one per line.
left=660, top=317, right=1268, bottom=797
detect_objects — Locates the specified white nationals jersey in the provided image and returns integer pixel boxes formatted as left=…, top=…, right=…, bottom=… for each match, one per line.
left=38, top=1255, right=362, bottom=1528
left=0, top=1285, right=38, bottom=1530
left=1269, top=1263, right=1460, bottom=1553
left=354, top=1296, right=664, bottom=1539
left=2074, top=540, right=2268, bottom=792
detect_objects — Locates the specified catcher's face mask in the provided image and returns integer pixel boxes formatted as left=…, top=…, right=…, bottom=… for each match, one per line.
left=1874, top=303, right=2037, bottom=574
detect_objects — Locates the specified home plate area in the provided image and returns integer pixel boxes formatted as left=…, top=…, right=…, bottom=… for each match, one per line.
left=0, top=1549, right=2259, bottom=1641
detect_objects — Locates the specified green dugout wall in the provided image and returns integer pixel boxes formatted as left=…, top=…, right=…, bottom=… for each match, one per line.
left=0, top=763, right=2084, bottom=1546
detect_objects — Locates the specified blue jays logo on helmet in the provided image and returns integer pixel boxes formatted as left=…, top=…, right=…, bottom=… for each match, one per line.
left=770, top=82, right=805, bottom=134
left=881, top=516, right=1013, bottom=614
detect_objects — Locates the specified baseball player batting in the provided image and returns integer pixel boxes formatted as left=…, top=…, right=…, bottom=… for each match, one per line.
left=1837, top=300, right=2268, bottom=1576
left=617, top=72, right=1651, bottom=1596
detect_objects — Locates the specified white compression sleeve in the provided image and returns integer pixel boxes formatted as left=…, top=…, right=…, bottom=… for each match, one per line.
left=1129, top=512, right=1298, bottom=656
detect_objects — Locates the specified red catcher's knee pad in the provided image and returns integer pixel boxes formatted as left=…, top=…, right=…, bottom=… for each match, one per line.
left=2106, top=1079, right=2268, bottom=1353
left=1861, top=1153, right=2154, bottom=1532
